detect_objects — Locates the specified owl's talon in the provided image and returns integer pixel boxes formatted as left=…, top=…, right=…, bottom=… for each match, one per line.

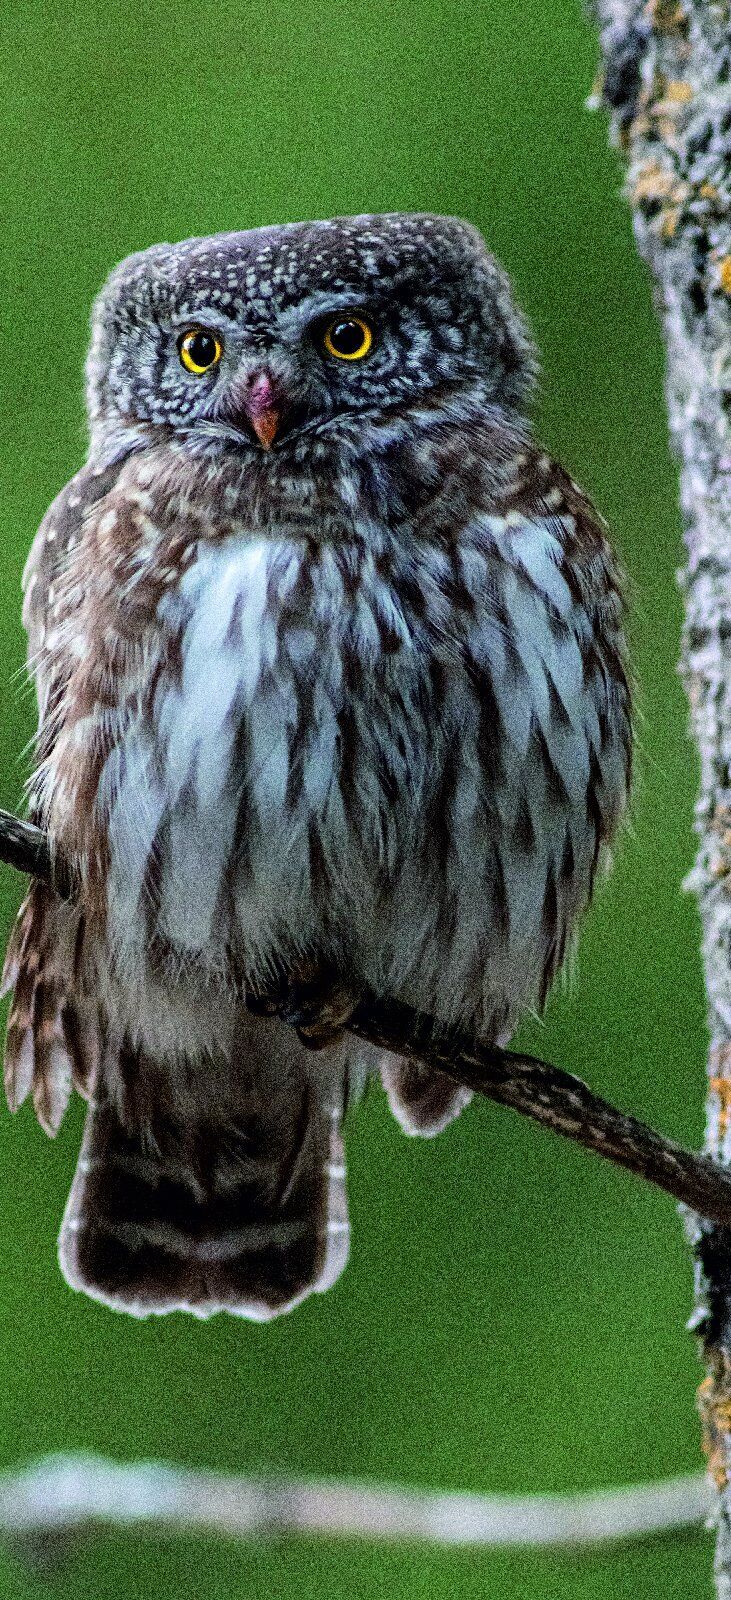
left=245, top=976, right=289, bottom=1016
left=294, top=1023, right=344, bottom=1052
left=280, top=973, right=359, bottom=1048
left=245, top=993, right=281, bottom=1016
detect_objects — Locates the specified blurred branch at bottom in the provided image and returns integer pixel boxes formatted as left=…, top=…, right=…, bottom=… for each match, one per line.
left=0, top=805, right=729, bottom=1226
left=0, top=1454, right=711, bottom=1555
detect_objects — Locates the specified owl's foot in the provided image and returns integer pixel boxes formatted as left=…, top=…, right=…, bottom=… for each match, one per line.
left=279, top=967, right=360, bottom=1051
left=244, top=977, right=288, bottom=1017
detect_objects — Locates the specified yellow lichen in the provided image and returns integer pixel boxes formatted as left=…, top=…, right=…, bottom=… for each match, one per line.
left=645, top=0, right=688, bottom=31
left=632, top=160, right=678, bottom=202
left=720, top=257, right=731, bottom=297
left=652, top=83, right=694, bottom=122
left=709, top=1075, right=731, bottom=1143
left=699, top=1375, right=731, bottom=1490
left=660, top=206, right=680, bottom=238
left=709, top=1398, right=731, bottom=1434
left=632, top=161, right=689, bottom=232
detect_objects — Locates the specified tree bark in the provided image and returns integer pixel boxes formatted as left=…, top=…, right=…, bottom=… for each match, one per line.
left=592, top=0, right=731, bottom=1588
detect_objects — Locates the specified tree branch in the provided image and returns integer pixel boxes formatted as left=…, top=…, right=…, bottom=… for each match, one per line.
left=2, top=807, right=731, bottom=1226
left=0, top=1453, right=710, bottom=1559
left=591, top=0, right=731, bottom=1593
left=0, top=810, right=54, bottom=885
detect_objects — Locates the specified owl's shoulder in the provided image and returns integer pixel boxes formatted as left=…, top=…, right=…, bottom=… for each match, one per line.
left=23, top=456, right=134, bottom=634
left=494, top=446, right=620, bottom=580
left=450, top=435, right=626, bottom=626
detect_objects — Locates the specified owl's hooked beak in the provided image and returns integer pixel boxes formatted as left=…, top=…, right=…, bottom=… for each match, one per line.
left=240, top=370, right=282, bottom=450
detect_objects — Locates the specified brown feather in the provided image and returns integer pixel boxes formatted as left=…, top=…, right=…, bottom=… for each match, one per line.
left=3, top=882, right=87, bottom=1134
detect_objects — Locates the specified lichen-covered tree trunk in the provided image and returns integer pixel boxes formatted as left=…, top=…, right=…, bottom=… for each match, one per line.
left=593, top=0, right=731, bottom=1587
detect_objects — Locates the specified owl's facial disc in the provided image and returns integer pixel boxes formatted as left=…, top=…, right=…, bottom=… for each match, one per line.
left=87, top=215, right=538, bottom=449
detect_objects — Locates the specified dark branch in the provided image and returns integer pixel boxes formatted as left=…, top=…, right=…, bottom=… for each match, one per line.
left=0, top=811, right=55, bottom=886
left=1, top=807, right=728, bottom=1225
left=348, top=998, right=731, bottom=1220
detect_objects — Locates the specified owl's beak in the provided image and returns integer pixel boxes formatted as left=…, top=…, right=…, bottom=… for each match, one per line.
left=242, top=370, right=282, bottom=450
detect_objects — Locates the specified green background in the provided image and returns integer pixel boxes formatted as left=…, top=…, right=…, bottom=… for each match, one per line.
left=0, top=1, right=712, bottom=1595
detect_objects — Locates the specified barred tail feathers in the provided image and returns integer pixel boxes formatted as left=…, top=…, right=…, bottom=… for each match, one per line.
left=59, top=1018, right=350, bottom=1320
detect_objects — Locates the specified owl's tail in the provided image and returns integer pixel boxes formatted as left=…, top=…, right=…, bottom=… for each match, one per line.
left=58, top=1016, right=350, bottom=1321
left=380, top=1056, right=473, bottom=1137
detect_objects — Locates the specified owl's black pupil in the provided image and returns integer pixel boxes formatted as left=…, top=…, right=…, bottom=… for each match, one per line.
left=329, top=320, right=366, bottom=355
left=187, top=332, right=216, bottom=367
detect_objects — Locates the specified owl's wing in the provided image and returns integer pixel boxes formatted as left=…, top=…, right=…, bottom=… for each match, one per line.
left=22, top=460, right=121, bottom=722
left=382, top=447, right=631, bottom=1136
left=473, top=449, right=631, bottom=992
left=511, top=449, right=632, bottom=861
left=2, top=460, right=120, bottom=1133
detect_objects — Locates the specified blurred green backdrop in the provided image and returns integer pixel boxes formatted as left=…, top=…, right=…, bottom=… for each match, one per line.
left=0, top=1, right=711, bottom=1596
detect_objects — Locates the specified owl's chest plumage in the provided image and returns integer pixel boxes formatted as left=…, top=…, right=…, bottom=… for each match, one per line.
left=91, top=525, right=613, bottom=1035
left=102, top=527, right=465, bottom=982
left=34, top=429, right=629, bottom=1039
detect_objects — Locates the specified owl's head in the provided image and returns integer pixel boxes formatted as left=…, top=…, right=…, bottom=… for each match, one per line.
left=86, top=214, right=535, bottom=452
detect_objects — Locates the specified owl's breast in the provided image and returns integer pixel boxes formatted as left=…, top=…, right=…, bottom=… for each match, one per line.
left=93, top=506, right=629, bottom=1039
left=99, top=530, right=439, bottom=984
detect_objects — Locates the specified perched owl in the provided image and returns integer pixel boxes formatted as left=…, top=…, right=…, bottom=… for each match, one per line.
left=1, top=214, right=631, bottom=1320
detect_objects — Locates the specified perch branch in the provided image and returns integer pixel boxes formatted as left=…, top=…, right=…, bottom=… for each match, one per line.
left=1, top=807, right=731, bottom=1224
left=0, top=810, right=54, bottom=885
left=592, top=0, right=731, bottom=1593
left=0, top=1453, right=710, bottom=1555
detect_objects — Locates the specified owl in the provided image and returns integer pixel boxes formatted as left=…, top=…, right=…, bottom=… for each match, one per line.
left=1, top=214, right=631, bottom=1320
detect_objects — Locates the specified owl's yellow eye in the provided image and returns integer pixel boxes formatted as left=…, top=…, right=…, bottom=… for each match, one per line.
left=178, top=328, right=223, bottom=375
left=322, top=316, right=373, bottom=361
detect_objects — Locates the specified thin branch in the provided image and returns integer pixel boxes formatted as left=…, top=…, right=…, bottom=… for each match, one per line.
left=1, top=808, right=731, bottom=1226
left=349, top=998, right=731, bottom=1222
left=0, top=1454, right=710, bottom=1554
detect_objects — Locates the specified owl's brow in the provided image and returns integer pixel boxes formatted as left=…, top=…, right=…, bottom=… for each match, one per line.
left=156, top=295, right=384, bottom=343
left=279, top=289, right=379, bottom=326
left=166, top=309, right=239, bottom=331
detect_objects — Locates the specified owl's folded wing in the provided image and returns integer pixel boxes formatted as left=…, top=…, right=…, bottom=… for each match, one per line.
left=2, top=463, right=123, bottom=1133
